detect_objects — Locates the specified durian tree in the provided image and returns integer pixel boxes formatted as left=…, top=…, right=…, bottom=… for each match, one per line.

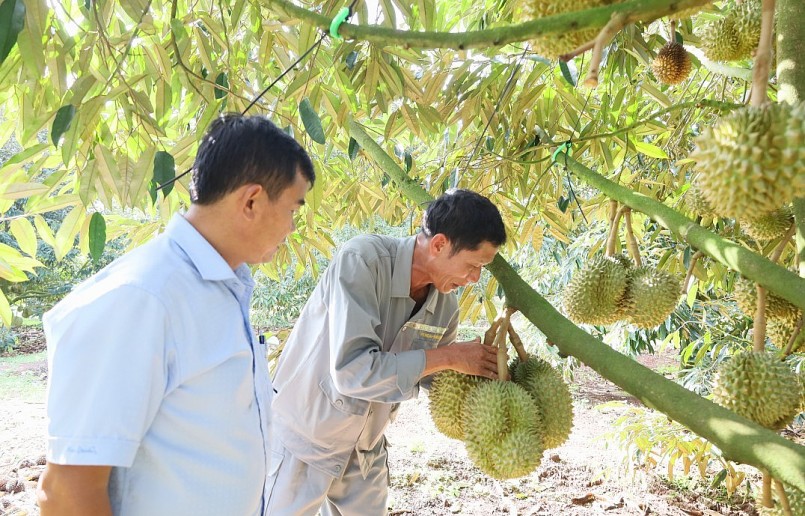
left=0, top=0, right=804, bottom=507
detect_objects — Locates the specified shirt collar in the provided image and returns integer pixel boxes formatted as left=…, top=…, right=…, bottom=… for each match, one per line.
left=165, top=214, right=242, bottom=282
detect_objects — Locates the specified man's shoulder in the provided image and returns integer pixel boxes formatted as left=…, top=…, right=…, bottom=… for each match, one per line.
left=339, top=234, right=407, bottom=261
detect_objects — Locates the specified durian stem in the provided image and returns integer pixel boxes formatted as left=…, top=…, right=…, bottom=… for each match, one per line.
left=604, top=201, right=619, bottom=256
left=484, top=318, right=502, bottom=347
left=606, top=205, right=629, bottom=256
left=749, top=0, right=777, bottom=107
left=584, top=12, right=629, bottom=87
left=774, top=479, right=794, bottom=516
left=682, top=251, right=704, bottom=295
left=507, top=325, right=529, bottom=363
left=783, top=314, right=803, bottom=356
left=559, top=40, right=595, bottom=62
left=753, top=285, right=769, bottom=352
left=624, top=208, right=643, bottom=267
left=668, top=19, right=677, bottom=42
left=762, top=472, right=773, bottom=508
left=494, top=312, right=511, bottom=381
left=770, top=223, right=796, bottom=264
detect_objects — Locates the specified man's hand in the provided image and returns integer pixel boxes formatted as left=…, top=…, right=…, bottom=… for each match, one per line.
left=38, top=463, right=113, bottom=516
left=422, top=338, right=499, bottom=379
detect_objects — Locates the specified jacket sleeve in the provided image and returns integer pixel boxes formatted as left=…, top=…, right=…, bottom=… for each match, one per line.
left=326, top=250, right=425, bottom=403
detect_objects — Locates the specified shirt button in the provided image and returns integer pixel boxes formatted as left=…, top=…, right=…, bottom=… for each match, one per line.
left=335, top=465, right=342, bottom=472
left=335, top=399, right=343, bottom=407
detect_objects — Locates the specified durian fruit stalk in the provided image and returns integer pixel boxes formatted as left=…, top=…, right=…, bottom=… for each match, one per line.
left=652, top=42, right=693, bottom=85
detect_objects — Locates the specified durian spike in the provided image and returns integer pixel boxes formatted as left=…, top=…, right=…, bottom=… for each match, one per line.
left=507, top=325, right=529, bottom=363
left=483, top=318, right=502, bottom=347
left=493, top=312, right=511, bottom=381
left=753, top=285, right=768, bottom=352
left=623, top=208, right=643, bottom=267
left=682, top=250, right=704, bottom=295
left=773, top=479, right=794, bottom=516
left=749, top=0, right=776, bottom=107
left=783, top=315, right=803, bottom=357
left=606, top=205, right=629, bottom=256
left=584, top=12, right=629, bottom=87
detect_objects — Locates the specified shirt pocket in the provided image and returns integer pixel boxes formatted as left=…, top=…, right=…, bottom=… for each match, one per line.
left=408, top=323, right=448, bottom=351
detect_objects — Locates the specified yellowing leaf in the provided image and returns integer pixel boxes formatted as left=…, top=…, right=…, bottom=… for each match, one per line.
left=9, top=217, right=37, bottom=257
left=633, top=141, right=668, bottom=159
left=54, top=207, right=86, bottom=261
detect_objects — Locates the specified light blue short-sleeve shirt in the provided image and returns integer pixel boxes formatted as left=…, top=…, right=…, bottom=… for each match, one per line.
left=43, top=214, right=273, bottom=516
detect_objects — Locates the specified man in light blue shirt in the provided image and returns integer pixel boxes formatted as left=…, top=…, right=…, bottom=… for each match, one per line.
left=37, top=114, right=314, bottom=516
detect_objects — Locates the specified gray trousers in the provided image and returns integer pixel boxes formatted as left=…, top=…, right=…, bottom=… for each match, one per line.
left=265, top=440, right=389, bottom=516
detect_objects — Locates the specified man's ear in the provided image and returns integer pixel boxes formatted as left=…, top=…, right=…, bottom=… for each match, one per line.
left=240, top=184, right=265, bottom=219
left=430, top=233, right=449, bottom=256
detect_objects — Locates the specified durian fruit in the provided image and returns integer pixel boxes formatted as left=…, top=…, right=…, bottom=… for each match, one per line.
left=463, top=381, right=545, bottom=480
left=429, top=370, right=488, bottom=440
left=731, top=0, right=762, bottom=58
left=690, top=103, right=805, bottom=219
left=622, top=267, right=681, bottom=328
left=511, top=357, right=574, bottom=449
left=652, top=42, right=692, bottom=85
left=685, top=184, right=717, bottom=218
left=733, top=279, right=800, bottom=321
left=698, top=16, right=745, bottom=62
left=740, top=206, right=794, bottom=241
left=711, top=352, right=802, bottom=429
left=562, top=256, right=630, bottom=325
left=766, top=314, right=804, bottom=353
left=519, top=0, right=628, bottom=59
left=759, top=483, right=805, bottom=516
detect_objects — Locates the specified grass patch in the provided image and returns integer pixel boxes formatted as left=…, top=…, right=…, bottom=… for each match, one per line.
left=0, top=351, right=47, bottom=402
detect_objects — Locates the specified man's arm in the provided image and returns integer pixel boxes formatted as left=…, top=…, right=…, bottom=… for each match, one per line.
left=37, top=464, right=113, bottom=516
left=422, top=339, right=499, bottom=379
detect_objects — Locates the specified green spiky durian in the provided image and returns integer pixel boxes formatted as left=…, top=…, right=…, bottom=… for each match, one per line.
left=733, top=279, right=800, bottom=321
left=562, top=256, right=630, bottom=325
left=621, top=267, right=680, bottom=328
left=685, top=183, right=718, bottom=218
left=731, top=0, right=762, bottom=58
left=463, top=381, right=545, bottom=479
left=511, top=357, right=574, bottom=449
left=690, top=103, right=805, bottom=219
left=519, top=0, right=628, bottom=59
left=766, top=314, right=805, bottom=353
left=740, top=206, right=794, bottom=241
left=699, top=16, right=745, bottom=62
left=429, top=370, right=488, bottom=440
left=652, top=42, right=693, bottom=85
left=711, top=352, right=802, bottom=429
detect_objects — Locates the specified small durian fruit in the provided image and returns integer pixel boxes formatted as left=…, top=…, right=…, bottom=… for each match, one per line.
left=622, top=267, right=680, bottom=328
left=429, top=370, right=488, bottom=440
left=562, top=256, right=630, bottom=325
left=766, top=314, right=804, bottom=353
left=519, top=0, right=629, bottom=59
left=690, top=103, right=805, bottom=219
left=732, top=279, right=800, bottom=321
left=699, top=16, right=745, bottom=62
left=511, top=357, right=574, bottom=449
left=463, top=381, right=544, bottom=480
left=685, top=184, right=717, bottom=218
left=740, top=206, right=794, bottom=241
left=711, top=352, right=801, bottom=430
left=652, top=42, right=692, bottom=85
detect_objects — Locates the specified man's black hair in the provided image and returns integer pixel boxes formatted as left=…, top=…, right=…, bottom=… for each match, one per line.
left=421, top=189, right=506, bottom=254
left=190, top=114, right=315, bottom=204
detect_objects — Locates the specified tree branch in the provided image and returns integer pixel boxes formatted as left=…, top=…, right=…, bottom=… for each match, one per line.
left=682, top=250, right=704, bottom=294
left=584, top=12, right=629, bottom=87
left=265, top=0, right=713, bottom=50
left=749, top=0, right=776, bottom=106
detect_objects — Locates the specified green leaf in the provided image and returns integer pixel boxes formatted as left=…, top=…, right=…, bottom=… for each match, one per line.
left=299, top=98, right=325, bottom=145
left=51, top=104, right=76, bottom=147
left=559, top=60, right=577, bottom=87
left=348, top=137, right=359, bottom=161
left=214, top=72, right=228, bottom=100
left=0, top=0, right=25, bottom=66
left=153, top=150, right=175, bottom=197
left=557, top=196, right=570, bottom=213
left=88, top=212, right=106, bottom=261
left=633, top=141, right=668, bottom=159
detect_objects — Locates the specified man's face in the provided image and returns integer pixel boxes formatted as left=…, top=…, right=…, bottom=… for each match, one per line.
left=251, top=170, right=310, bottom=264
left=430, top=238, right=499, bottom=294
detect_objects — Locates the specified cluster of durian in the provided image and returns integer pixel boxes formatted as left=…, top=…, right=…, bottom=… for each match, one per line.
left=711, top=352, right=802, bottom=430
left=563, top=256, right=680, bottom=329
left=690, top=101, right=805, bottom=222
left=733, top=278, right=804, bottom=352
left=429, top=333, right=573, bottom=480
left=697, top=0, right=761, bottom=62
left=652, top=42, right=692, bottom=85
left=517, top=0, right=629, bottom=59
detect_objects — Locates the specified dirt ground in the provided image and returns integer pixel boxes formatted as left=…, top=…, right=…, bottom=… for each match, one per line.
left=0, top=331, right=786, bottom=515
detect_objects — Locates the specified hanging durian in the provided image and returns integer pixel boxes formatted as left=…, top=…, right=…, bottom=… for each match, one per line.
left=711, top=352, right=802, bottom=430
left=733, top=279, right=800, bottom=322
left=462, top=381, right=545, bottom=479
left=562, top=256, right=630, bottom=325
left=685, top=183, right=718, bottom=218
left=622, top=267, right=681, bottom=328
left=429, top=370, right=488, bottom=440
left=511, top=356, right=574, bottom=449
left=697, top=0, right=761, bottom=62
left=690, top=102, right=805, bottom=219
left=740, top=206, right=794, bottom=241
left=653, top=42, right=692, bottom=84
left=766, top=314, right=804, bottom=353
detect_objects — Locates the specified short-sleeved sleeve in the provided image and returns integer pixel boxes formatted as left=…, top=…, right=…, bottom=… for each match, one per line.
left=44, top=284, right=170, bottom=467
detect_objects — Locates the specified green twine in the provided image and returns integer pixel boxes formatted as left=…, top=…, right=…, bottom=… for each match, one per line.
left=330, top=7, right=350, bottom=40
